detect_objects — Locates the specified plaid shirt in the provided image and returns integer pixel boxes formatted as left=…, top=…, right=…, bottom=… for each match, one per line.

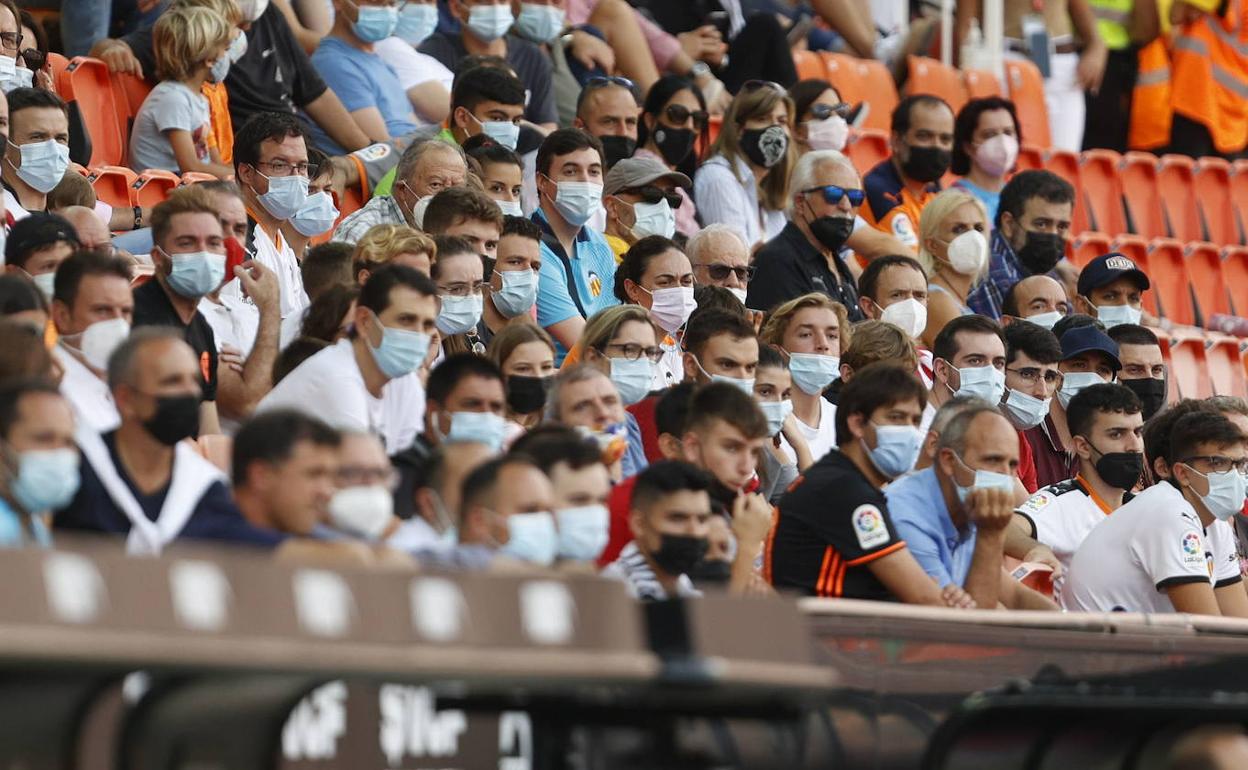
left=967, top=230, right=1023, bottom=320
left=329, top=195, right=406, bottom=245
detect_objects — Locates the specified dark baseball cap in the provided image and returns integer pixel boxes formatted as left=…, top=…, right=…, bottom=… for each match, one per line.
left=5, top=212, right=79, bottom=266
left=1077, top=252, right=1150, bottom=296
left=1059, top=325, right=1121, bottom=370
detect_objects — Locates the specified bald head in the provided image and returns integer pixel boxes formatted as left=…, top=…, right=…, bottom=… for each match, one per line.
left=1005, top=274, right=1069, bottom=321
left=59, top=206, right=111, bottom=250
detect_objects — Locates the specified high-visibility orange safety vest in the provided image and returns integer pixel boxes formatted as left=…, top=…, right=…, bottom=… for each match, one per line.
left=1170, top=0, right=1248, bottom=154
left=1128, top=38, right=1171, bottom=151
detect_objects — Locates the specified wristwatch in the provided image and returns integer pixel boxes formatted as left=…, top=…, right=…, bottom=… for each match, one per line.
left=690, top=61, right=711, bottom=81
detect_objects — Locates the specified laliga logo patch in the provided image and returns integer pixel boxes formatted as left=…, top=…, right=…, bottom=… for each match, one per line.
left=1182, top=532, right=1201, bottom=556
left=852, top=504, right=889, bottom=549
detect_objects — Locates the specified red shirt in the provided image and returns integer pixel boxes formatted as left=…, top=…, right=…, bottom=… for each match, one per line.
left=599, top=474, right=639, bottom=567
left=1018, top=429, right=1038, bottom=493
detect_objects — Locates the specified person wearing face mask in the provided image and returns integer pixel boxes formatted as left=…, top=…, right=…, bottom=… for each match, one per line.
left=476, top=216, right=542, bottom=346
left=441, top=66, right=527, bottom=152
left=467, top=138, right=526, bottom=216
left=967, top=170, right=1077, bottom=320
left=601, top=157, right=691, bottom=261
left=2, top=88, right=70, bottom=220
left=789, top=79, right=851, bottom=155
left=418, top=0, right=558, bottom=130
left=446, top=454, right=561, bottom=570
left=923, top=314, right=1007, bottom=436
left=128, top=7, right=236, bottom=178
left=768, top=363, right=977, bottom=607
left=574, top=77, right=641, bottom=170
left=861, top=95, right=954, bottom=249
left=487, top=322, right=556, bottom=436
left=55, top=329, right=282, bottom=551
left=1010, top=384, right=1144, bottom=587
left=0, top=381, right=78, bottom=548
left=429, top=235, right=488, bottom=357
left=615, top=235, right=696, bottom=388
left=532, top=128, right=620, bottom=363
left=1074, top=252, right=1151, bottom=330
left=572, top=304, right=660, bottom=408
left=547, top=364, right=647, bottom=480
left=915, top=189, right=990, bottom=349
left=950, top=97, right=1022, bottom=225
left=854, top=254, right=932, bottom=385
left=1000, top=321, right=1064, bottom=494
left=747, top=149, right=867, bottom=320
left=681, top=309, right=758, bottom=396
left=4, top=212, right=78, bottom=302
left=257, top=264, right=440, bottom=453
left=333, top=140, right=469, bottom=244
left=1001, top=274, right=1071, bottom=330
left=1065, top=410, right=1248, bottom=617
left=398, top=440, right=494, bottom=550
left=635, top=76, right=707, bottom=238
left=886, top=403, right=1058, bottom=610
left=280, top=150, right=340, bottom=259
left=752, top=345, right=813, bottom=504
left=1107, top=324, right=1167, bottom=422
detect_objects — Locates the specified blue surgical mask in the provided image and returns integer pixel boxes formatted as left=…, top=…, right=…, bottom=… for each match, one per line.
left=445, top=411, right=506, bottom=451
left=1003, top=388, right=1050, bottom=430
left=470, top=112, right=520, bottom=150
left=208, top=55, right=231, bottom=84
left=758, top=399, right=792, bottom=437
left=352, top=3, right=398, bottom=42
left=9, top=139, right=70, bottom=194
left=514, top=2, right=565, bottom=42
left=1058, top=371, right=1104, bottom=409
left=948, top=363, right=1006, bottom=405
left=1186, top=466, right=1248, bottom=522
left=12, top=448, right=80, bottom=512
left=395, top=1, right=438, bottom=44
left=1095, top=303, right=1142, bottom=329
left=466, top=3, right=514, bottom=41
left=1024, top=310, right=1062, bottom=330
left=365, top=310, right=431, bottom=378
left=608, top=356, right=654, bottom=405
left=290, top=191, right=340, bottom=237
left=500, top=511, right=558, bottom=565
left=164, top=249, right=226, bottom=298
left=548, top=179, right=602, bottom=227
left=953, top=453, right=1017, bottom=504
left=555, top=504, right=609, bottom=561
left=864, top=422, right=923, bottom=479
left=629, top=199, right=676, bottom=239
left=228, top=31, right=249, bottom=62
left=436, top=293, right=484, bottom=335
left=492, top=268, right=537, bottom=318
left=787, top=352, right=839, bottom=395
left=255, top=172, right=309, bottom=221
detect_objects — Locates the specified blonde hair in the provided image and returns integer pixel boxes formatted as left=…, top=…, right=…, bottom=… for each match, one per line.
left=916, top=189, right=989, bottom=281
left=153, top=6, right=232, bottom=83
left=352, top=224, right=436, bottom=277
left=574, top=304, right=658, bottom=363
left=760, top=292, right=851, bottom=352
left=841, top=320, right=918, bottom=372
left=172, top=0, right=243, bottom=26
left=710, top=85, right=796, bottom=213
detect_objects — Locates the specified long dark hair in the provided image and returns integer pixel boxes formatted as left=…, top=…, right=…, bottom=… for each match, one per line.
left=637, top=75, right=708, bottom=179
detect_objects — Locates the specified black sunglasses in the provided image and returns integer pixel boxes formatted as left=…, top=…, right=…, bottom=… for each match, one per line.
left=585, top=75, right=636, bottom=94
left=803, top=184, right=865, bottom=207
left=625, top=185, right=683, bottom=210
left=807, top=102, right=850, bottom=121
left=704, top=263, right=756, bottom=282
left=662, top=103, right=708, bottom=130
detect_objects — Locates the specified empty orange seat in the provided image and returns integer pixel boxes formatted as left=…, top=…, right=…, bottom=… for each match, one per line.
left=132, top=169, right=181, bottom=208
left=1223, top=245, right=1248, bottom=316
left=1193, top=157, right=1239, bottom=245
left=1147, top=330, right=1181, bottom=404
left=86, top=165, right=138, bottom=208
left=845, top=129, right=889, bottom=177
left=1184, top=240, right=1231, bottom=322
left=963, top=70, right=1003, bottom=99
left=1004, top=58, right=1051, bottom=150
left=1169, top=329, right=1213, bottom=399
left=1016, top=144, right=1045, bottom=173
left=1042, top=149, right=1089, bottom=234
left=1118, top=152, right=1166, bottom=239
left=793, top=50, right=826, bottom=82
left=1080, top=149, right=1127, bottom=236
left=1157, top=154, right=1202, bottom=242
left=906, top=56, right=967, bottom=112
left=820, top=53, right=865, bottom=105
left=1109, top=234, right=1159, bottom=316
left=1147, top=238, right=1196, bottom=325
left=1206, top=333, right=1247, bottom=397
left=1071, top=231, right=1112, bottom=270
left=59, top=57, right=125, bottom=167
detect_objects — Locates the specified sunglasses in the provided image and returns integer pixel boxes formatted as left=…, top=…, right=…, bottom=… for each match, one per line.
left=807, top=102, right=850, bottom=121
left=803, top=184, right=865, bottom=207
left=585, top=75, right=636, bottom=94
left=703, top=263, right=756, bottom=282
left=624, top=185, right=683, bottom=210
left=741, top=79, right=786, bottom=95
left=662, top=103, right=708, bottom=130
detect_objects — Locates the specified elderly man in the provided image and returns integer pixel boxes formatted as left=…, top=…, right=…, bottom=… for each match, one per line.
left=746, top=149, right=863, bottom=317
left=686, top=224, right=751, bottom=303
left=601, top=156, right=691, bottom=260
left=332, top=140, right=467, bottom=244
left=1002, top=274, right=1070, bottom=329
left=547, top=364, right=647, bottom=479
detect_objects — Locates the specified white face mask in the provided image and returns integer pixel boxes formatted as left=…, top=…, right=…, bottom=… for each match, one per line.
left=1058, top=371, right=1104, bottom=409
left=555, top=504, right=609, bottom=561
left=327, top=485, right=394, bottom=540
left=497, top=198, right=523, bottom=217
left=549, top=180, right=602, bottom=227
left=879, top=297, right=927, bottom=339
left=944, top=230, right=988, bottom=275
left=1003, top=388, right=1050, bottom=429
left=435, top=293, right=484, bottom=335
left=1025, top=310, right=1063, bottom=330
left=727, top=286, right=748, bottom=305
left=75, top=317, right=131, bottom=372
left=1095, top=303, right=1142, bottom=329
left=804, top=115, right=849, bottom=151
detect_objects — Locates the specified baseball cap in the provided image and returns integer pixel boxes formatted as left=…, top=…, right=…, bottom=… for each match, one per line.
left=1059, top=325, right=1121, bottom=370
left=603, top=156, right=692, bottom=196
left=5, top=212, right=79, bottom=266
left=1077, top=252, right=1150, bottom=297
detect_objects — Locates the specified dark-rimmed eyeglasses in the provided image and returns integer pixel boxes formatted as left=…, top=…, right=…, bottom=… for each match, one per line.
left=1005, top=366, right=1062, bottom=387
left=602, top=342, right=662, bottom=362
left=1180, top=456, right=1248, bottom=474
left=662, top=103, right=708, bottom=130
left=256, top=160, right=316, bottom=177
left=802, top=184, right=865, bottom=207
left=0, top=32, right=22, bottom=52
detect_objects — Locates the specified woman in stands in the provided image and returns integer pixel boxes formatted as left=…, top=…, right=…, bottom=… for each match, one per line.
left=950, top=97, right=1021, bottom=225
left=634, top=75, right=708, bottom=238
left=573, top=304, right=661, bottom=408
left=613, top=236, right=696, bottom=389
left=464, top=136, right=525, bottom=218
left=487, top=322, right=556, bottom=440
left=693, top=81, right=794, bottom=248
left=788, top=79, right=850, bottom=156
left=915, top=189, right=990, bottom=350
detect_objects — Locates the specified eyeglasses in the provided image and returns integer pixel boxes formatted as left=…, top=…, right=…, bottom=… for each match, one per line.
left=585, top=75, right=636, bottom=94
left=1006, top=366, right=1063, bottom=387
left=0, top=32, right=22, bottom=52
left=337, top=465, right=399, bottom=490
left=662, top=104, right=708, bottom=130
left=807, top=102, right=850, bottom=121
left=1181, top=456, right=1248, bottom=474
left=624, top=185, right=682, bottom=210
left=439, top=280, right=486, bottom=298
left=255, top=160, right=315, bottom=177
left=802, top=184, right=865, bottom=207
left=18, top=48, right=43, bottom=72
left=702, top=263, right=755, bottom=282
left=602, top=342, right=663, bottom=362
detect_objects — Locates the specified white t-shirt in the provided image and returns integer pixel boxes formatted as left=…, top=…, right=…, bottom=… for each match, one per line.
left=1064, top=482, right=1240, bottom=613
left=919, top=401, right=937, bottom=435
left=256, top=338, right=426, bottom=452
left=783, top=400, right=837, bottom=465
left=278, top=306, right=307, bottom=350
left=247, top=223, right=308, bottom=321
left=128, top=81, right=212, bottom=173
left=654, top=339, right=684, bottom=390
left=53, top=344, right=120, bottom=433
left=4, top=188, right=29, bottom=228
left=199, top=288, right=260, bottom=356
left=1016, top=476, right=1111, bottom=576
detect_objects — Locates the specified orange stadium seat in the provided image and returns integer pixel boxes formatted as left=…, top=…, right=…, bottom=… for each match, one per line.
left=1016, top=144, right=1045, bottom=172
left=1206, top=333, right=1247, bottom=397
left=706, top=113, right=722, bottom=149
left=793, top=50, right=826, bottom=82
left=1168, top=328, right=1213, bottom=399
left=845, top=129, right=889, bottom=176
left=132, top=169, right=181, bottom=208
left=962, top=69, right=1002, bottom=99
left=1079, top=149, right=1126, bottom=236
left=822, top=53, right=897, bottom=132
left=905, top=56, right=967, bottom=112
left=1193, top=157, right=1240, bottom=245
left=1004, top=58, right=1051, bottom=149
left=1157, top=154, right=1202, bottom=242
left=1184, top=241, right=1231, bottom=321
left=47, top=52, right=68, bottom=85
left=1147, top=238, right=1196, bottom=325
left=1042, top=149, right=1089, bottom=234
left=58, top=57, right=125, bottom=167
left=1222, top=245, right=1248, bottom=316
left=1147, top=330, right=1182, bottom=404
left=819, top=52, right=863, bottom=104
left=1233, top=160, right=1248, bottom=244
left=1110, top=235, right=1159, bottom=316
left=110, top=71, right=153, bottom=143
left=1071, top=231, right=1111, bottom=270
left=86, top=165, right=138, bottom=208
left=1118, top=152, right=1165, bottom=239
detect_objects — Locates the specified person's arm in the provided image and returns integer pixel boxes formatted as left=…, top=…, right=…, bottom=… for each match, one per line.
left=729, top=492, right=773, bottom=595
left=1166, top=581, right=1223, bottom=615
left=546, top=316, right=585, bottom=351
left=962, top=486, right=1014, bottom=610
left=1214, top=581, right=1248, bottom=618
left=846, top=225, right=914, bottom=262
left=216, top=262, right=281, bottom=420
left=999, top=571, right=1060, bottom=609
left=1003, top=522, right=1062, bottom=577
left=346, top=107, right=395, bottom=145
left=90, top=38, right=144, bottom=76
left=1069, top=0, right=1109, bottom=93
left=1129, top=0, right=1162, bottom=44
left=166, top=129, right=235, bottom=179
left=272, top=0, right=326, bottom=54
left=809, top=0, right=877, bottom=59
left=199, top=400, right=222, bottom=436
left=868, top=549, right=963, bottom=606
left=303, top=89, right=372, bottom=153
left=406, top=82, right=451, bottom=124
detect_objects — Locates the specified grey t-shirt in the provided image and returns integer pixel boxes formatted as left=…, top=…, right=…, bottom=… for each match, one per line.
left=128, top=80, right=210, bottom=173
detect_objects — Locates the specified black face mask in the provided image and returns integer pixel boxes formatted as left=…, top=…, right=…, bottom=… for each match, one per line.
left=142, top=394, right=201, bottom=446
left=808, top=214, right=855, bottom=252
left=689, top=558, right=733, bottom=585
left=653, top=126, right=695, bottom=166
left=506, top=374, right=551, bottom=415
left=650, top=533, right=709, bottom=575
left=598, top=135, right=637, bottom=168
left=1089, top=444, right=1145, bottom=491
left=1121, top=377, right=1167, bottom=421
left=1015, top=230, right=1066, bottom=275
left=900, top=145, right=951, bottom=183
left=739, top=125, right=789, bottom=169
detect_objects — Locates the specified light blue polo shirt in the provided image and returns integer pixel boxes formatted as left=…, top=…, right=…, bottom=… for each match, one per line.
left=885, top=467, right=977, bottom=588
left=309, top=37, right=419, bottom=156
left=532, top=207, right=620, bottom=363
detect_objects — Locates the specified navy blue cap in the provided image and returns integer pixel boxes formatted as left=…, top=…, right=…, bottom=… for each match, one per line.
left=1077, top=252, right=1150, bottom=296
left=5, top=211, right=78, bottom=266
left=1059, top=325, right=1121, bottom=370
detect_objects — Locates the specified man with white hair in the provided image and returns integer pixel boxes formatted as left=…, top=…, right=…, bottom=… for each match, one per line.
left=331, top=139, right=467, bottom=244
left=687, top=224, right=752, bottom=304
left=746, top=150, right=865, bottom=318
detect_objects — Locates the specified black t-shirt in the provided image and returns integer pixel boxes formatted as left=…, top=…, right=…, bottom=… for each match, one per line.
left=417, top=33, right=556, bottom=125
left=132, top=278, right=219, bottom=402
left=766, top=449, right=906, bottom=599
